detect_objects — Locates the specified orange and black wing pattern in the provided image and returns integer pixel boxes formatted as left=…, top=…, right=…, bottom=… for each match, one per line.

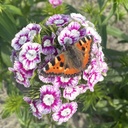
left=75, top=35, right=93, bottom=69
left=41, top=35, right=93, bottom=77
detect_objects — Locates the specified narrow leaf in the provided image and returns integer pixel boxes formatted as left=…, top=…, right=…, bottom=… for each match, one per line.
left=4, top=5, right=23, bottom=16
left=107, top=26, right=128, bottom=41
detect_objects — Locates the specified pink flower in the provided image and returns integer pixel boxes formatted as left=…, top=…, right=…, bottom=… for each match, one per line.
left=54, top=76, right=79, bottom=88
left=23, top=97, right=42, bottom=119
left=19, top=42, right=42, bottom=70
left=38, top=85, right=62, bottom=114
left=63, top=86, right=80, bottom=100
left=70, top=13, right=86, bottom=23
left=49, top=0, right=63, bottom=8
left=52, top=102, right=78, bottom=123
left=78, top=84, right=89, bottom=94
left=8, top=61, right=34, bottom=87
left=9, top=68, right=30, bottom=87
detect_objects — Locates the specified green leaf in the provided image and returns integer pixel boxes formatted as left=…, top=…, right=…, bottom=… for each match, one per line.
left=100, top=23, right=107, bottom=49
left=0, top=42, right=12, bottom=67
left=78, top=85, right=106, bottom=111
left=107, top=26, right=128, bottom=41
left=0, top=10, right=17, bottom=41
left=65, top=3, right=78, bottom=13
left=1, top=95, right=24, bottom=119
left=94, top=122, right=115, bottom=128
left=102, top=1, right=117, bottom=25
left=124, top=4, right=128, bottom=12
left=97, top=0, right=105, bottom=9
left=4, top=5, right=23, bottom=16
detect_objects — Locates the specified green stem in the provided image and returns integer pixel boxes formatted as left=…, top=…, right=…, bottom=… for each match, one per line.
left=99, top=0, right=109, bottom=15
left=47, top=113, right=55, bottom=128
left=101, top=1, right=117, bottom=26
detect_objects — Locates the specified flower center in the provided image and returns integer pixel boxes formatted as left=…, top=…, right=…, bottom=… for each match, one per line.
left=19, top=36, right=27, bottom=45
left=43, top=39, right=51, bottom=47
left=64, top=37, right=72, bottom=44
left=61, top=108, right=71, bottom=116
left=66, top=87, right=73, bottom=93
left=54, top=19, right=64, bottom=25
left=43, top=94, right=55, bottom=106
left=28, top=30, right=36, bottom=38
left=16, top=72, right=24, bottom=81
left=71, top=30, right=80, bottom=37
left=26, top=50, right=37, bottom=61
left=60, top=77, right=70, bottom=83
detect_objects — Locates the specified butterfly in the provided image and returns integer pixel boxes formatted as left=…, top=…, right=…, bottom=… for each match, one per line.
left=40, top=35, right=93, bottom=77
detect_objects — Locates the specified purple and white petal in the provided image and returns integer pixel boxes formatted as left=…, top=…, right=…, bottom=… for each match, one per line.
left=39, top=85, right=62, bottom=113
left=86, top=27, right=101, bottom=43
left=42, top=34, right=55, bottom=47
left=52, top=102, right=78, bottom=123
left=49, top=0, right=63, bottom=8
left=10, top=50, right=18, bottom=63
left=78, top=84, right=89, bottom=94
left=19, top=42, right=42, bottom=70
left=9, top=66, right=30, bottom=87
left=26, top=23, right=42, bottom=40
left=82, top=21, right=95, bottom=28
left=39, top=75, right=55, bottom=83
left=41, top=34, right=57, bottom=55
left=42, top=46, right=56, bottom=55
left=23, top=97, right=43, bottom=119
left=54, top=76, right=79, bottom=88
left=67, top=22, right=81, bottom=40
left=60, top=22, right=86, bottom=44
left=46, top=14, right=70, bottom=26
left=83, top=69, right=104, bottom=92
left=63, top=86, right=80, bottom=100
left=67, top=22, right=86, bottom=38
left=67, top=22, right=81, bottom=31
left=58, top=27, right=77, bottom=45
left=13, top=61, right=34, bottom=78
left=15, top=71, right=30, bottom=87
left=11, top=28, right=30, bottom=50
left=70, top=13, right=86, bottom=23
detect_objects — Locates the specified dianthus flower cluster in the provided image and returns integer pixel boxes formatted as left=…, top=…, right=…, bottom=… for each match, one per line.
left=9, top=13, right=108, bottom=124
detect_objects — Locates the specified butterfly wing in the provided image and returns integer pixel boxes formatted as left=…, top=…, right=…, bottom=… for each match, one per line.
left=41, top=35, right=93, bottom=77
left=40, top=53, right=80, bottom=77
left=75, top=35, right=93, bottom=69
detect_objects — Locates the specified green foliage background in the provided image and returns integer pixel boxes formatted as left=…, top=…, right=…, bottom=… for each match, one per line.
left=0, top=0, right=128, bottom=128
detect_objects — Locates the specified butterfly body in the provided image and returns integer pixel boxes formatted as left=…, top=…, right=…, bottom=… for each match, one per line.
left=41, top=35, right=93, bottom=77
left=64, top=44, right=84, bottom=70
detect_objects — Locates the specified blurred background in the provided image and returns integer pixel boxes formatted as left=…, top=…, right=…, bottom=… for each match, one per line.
left=0, top=0, right=128, bottom=128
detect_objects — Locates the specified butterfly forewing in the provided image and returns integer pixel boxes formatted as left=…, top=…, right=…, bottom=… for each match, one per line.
left=75, top=35, right=93, bottom=69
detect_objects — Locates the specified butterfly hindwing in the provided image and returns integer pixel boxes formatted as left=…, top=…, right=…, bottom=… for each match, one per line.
left=41, top=35, right=93, bottom=77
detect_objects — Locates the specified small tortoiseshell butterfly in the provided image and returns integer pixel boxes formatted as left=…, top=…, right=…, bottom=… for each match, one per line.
left=41, top=35, right=93, bottom=77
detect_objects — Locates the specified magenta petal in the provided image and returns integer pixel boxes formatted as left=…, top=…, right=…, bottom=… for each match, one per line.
left=52, top=102, right=78, bottom=123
